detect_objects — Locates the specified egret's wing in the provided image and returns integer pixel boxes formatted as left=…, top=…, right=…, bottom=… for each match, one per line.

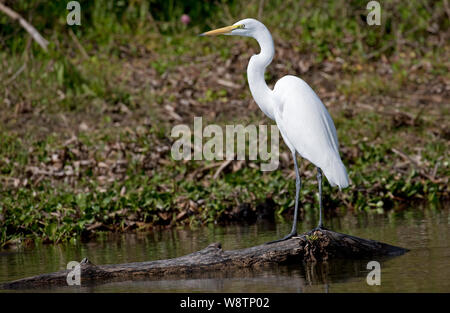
left=274, top=75, right=339, bottom=160
left=273, top=75, right=348, bottom=187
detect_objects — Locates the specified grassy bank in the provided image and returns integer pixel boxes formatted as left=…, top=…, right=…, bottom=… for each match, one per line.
left=0, top=0, right=449, bottom=247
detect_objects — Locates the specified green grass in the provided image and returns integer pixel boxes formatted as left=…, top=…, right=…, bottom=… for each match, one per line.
left=0, top=106, right=447, bottom=246
left=0, top=0, right=448, bottom=247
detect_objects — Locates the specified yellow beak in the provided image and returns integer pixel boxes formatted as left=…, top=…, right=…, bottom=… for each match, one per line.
left=199, top=25, right=239, bottom=36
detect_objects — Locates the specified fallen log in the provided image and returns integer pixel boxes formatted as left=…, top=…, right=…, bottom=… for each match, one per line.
left=1, top=228, right=408, bottom=290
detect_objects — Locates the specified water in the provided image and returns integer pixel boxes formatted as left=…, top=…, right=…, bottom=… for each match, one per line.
left=1, top=206, right=449, bottom=292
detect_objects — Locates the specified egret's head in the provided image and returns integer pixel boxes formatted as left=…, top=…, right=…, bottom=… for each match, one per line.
left=199, top=18, right=265, bottom=38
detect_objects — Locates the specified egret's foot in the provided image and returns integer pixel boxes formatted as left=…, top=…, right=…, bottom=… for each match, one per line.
left=265, top=232, right=297, bottom=245
left=311, top=225, right=327, bottom=232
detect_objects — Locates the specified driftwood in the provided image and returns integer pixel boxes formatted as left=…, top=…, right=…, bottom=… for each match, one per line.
left=1, top=228, right=408, bottom=290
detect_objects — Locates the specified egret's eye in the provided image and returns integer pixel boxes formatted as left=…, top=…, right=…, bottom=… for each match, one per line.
left=239, top=24, right=245, bottom=29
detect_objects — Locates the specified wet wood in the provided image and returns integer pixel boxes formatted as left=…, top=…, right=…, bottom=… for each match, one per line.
left=1, top=228, right=408, bottom=289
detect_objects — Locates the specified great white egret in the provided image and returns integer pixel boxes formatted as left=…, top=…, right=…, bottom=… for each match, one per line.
left=200, top=18, right=349, bottom=243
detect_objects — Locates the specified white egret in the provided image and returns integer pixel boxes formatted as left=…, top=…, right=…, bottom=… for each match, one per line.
left=200, top=18, right=349, bottom=243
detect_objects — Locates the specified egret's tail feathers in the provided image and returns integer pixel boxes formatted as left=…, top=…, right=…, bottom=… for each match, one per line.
left=323, top=157, right=349, bottom=189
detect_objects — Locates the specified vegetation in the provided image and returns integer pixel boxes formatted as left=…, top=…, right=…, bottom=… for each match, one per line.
left=0, top=0, right=448, bottom=247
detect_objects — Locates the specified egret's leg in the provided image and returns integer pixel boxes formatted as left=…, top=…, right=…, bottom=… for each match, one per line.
left=290, top=153, right=301, bottom=235
left=266, top=151, right=301, bottom=244
left=317, top=167, right=324, bottom=229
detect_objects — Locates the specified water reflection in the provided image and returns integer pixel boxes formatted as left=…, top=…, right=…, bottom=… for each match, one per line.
left=1, top=205, right=449, bottom=292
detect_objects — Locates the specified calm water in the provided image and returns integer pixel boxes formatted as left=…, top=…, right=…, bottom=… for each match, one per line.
left=1, top=206, right=449, bottom=292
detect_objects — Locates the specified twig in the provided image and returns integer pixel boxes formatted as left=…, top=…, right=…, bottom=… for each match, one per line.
left=213, top=159, right=233, bottom=179
left=0, top=2, right=49, bottom=51
left=364, top=24, right=420, bottom=59
left=390, top=148, right=439, bottom=183
left=5, top=64, right=26, bottom=85
left=431, top=161, right=440, bottom=179
left=391, top=148, right=419, bottom=167
left=444, top=0, right=450, bottom=20
left=258, top=0, right=265, bottom=20
left=68, top=28, right=88, bottom=60
left=187, top=162, right=222, bottom=180
left=218, top=0, right=234, bottom=25
left=23, top=34, right=32, bottom=62
left=216, top=78, right=240, bottom=89
left=147, top=9, right=160, bottom=34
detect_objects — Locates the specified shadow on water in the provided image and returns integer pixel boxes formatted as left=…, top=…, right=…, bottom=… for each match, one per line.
left=1, top=203, right=449, bottom=292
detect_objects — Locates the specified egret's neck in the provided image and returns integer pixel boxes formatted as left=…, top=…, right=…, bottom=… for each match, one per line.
left=247, top=29, right=275, bottom=120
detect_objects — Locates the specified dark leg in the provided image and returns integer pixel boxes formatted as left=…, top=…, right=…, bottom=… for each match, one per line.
left=316, top=167, right=324, bottom=229
left=266, top=151, right=301, bottom=244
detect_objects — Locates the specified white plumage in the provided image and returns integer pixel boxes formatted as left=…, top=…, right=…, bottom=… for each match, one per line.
left=201, top=18, right=349, bottom=241
left=273, top=75, right=349, bottom=188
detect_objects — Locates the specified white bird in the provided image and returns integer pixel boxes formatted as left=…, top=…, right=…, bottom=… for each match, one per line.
left=200, top=18, right=349, bottom=243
